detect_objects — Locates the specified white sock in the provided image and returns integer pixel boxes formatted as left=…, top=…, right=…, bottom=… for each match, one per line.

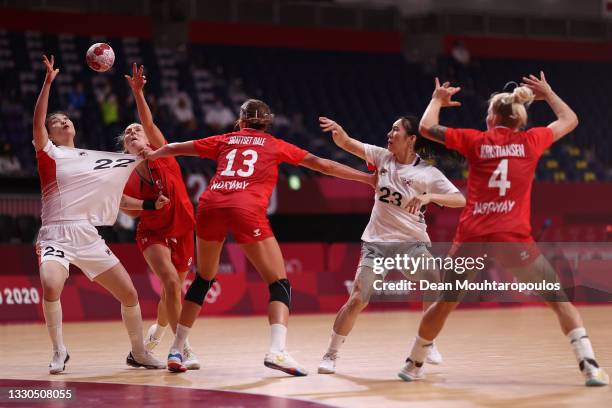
left=153, top=323, right=167, bottom=339
left=43, top=300, right=66, bottom=352
left=409, top=335, right=433, bottom=365
left=568, top=327, right=596, bottom=366
left=121, top=303, right=145, bottom=356
left=171, top=324, right=190, bottom=352
left=184, top=338, right=191, bottom=350
left=327, top=331, right=346, bottom=354
left=269, top=323, right=287, bottom=353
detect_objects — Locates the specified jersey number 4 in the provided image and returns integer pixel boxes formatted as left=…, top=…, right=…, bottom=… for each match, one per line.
left=220, top=149, right=258, bottom=177
left=488, top=159, right=511, bottom=196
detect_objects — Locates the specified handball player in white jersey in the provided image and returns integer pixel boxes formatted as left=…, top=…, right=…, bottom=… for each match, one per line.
left=33, top=55, right=165, bottom=373
left=317, top=116, right=465, bottom=374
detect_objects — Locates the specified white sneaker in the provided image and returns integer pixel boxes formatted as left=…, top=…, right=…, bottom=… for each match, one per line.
left=49, top=349, right=69, bottom=374
left=145, top=324, right=164, bottom=352
left=264, top=350, right=308, bottom=376
left=183, top=345, right=201, bottom=370
left=167, top=348, right=187, bottom=373
left=126, top=351, right=166, bottom=369
left=398, top=358, right=425, bottom=382
left=581, top=359, right=610, bottom=387
left=318, top=351, right=337, bottom=374
left=426, top=343, right=443, bottom=365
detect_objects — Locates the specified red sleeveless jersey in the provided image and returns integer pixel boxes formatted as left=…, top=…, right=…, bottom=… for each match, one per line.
left=123, top=156, right=195, bottom=237
left=193, top=129, right=308, bottom=211
left=445, top=126, right=553, bottom=241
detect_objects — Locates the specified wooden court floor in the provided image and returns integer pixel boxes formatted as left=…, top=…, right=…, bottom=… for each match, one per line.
left=2, top=306, right=611, bottom=407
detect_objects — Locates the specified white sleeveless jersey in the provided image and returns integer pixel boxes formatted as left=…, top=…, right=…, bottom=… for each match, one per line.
left=362, top=144, right=459, bottom=243
left=37, top=140, right=141, bottom=226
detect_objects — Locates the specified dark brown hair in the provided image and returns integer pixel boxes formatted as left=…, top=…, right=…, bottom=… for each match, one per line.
left=238, top=99, right=274, bottom=131
left=399, top=115, right=459, bottom=161
left=44, top=111, right=70, bottom=133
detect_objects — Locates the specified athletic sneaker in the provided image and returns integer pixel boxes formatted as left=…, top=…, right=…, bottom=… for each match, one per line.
left=183, top=345, right=201, bottom=370
left=167, top=349, right=187, bottom=373
left=264, top=350, right=308, bottom=376
left=49, top=349, right=69, bottom=374
left=145, top=324, right=164, bottom=352
left=318, top=351, right=338, bottom=374
left=426, top=343, right=443, bottom=365
left=126, top=351, right=166, bottom=369
left=581, top=359, right=610, bottom=387
left=398, top=358, right=425, bottom=382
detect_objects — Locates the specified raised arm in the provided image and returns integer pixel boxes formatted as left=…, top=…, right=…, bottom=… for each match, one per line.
left=140, top=141, right=198, bottom=161
left=522, top=71, right=578, bottom=142
left=33, top=55, right=60, bottom=151
left=419, top=78, right=461, bottom=145
left=299, top=153, right=375, bottom=187
left=125, top=63, right=166, bottom=148
left=319, top=117, right=367, bottom=161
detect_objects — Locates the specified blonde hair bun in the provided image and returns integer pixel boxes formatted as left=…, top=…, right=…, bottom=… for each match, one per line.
left=512, top=86, right=535, bottom=106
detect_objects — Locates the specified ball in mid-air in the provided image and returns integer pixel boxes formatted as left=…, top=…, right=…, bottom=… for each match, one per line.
left=86, top=43, right=115, bottom=72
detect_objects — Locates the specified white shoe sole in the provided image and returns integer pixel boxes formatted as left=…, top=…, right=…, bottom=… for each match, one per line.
left=318, top=366, right=335, bottom=374
left=398, top=371, right=424, bottom=382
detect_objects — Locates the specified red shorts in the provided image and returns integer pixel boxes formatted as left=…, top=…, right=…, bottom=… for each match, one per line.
left=196, top=206, right=274, bottom=244
left=136, top=230, right=194, bottom=272
left=450, top=231, right=541, bottom=268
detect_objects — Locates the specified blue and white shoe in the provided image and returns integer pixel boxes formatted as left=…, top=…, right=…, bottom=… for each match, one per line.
left=167, top=349, right=187, bottom=373
left=264, top=350, right=308, bottom=376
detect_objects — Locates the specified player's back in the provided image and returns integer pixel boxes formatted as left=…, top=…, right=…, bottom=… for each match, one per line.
left=193, top=128, right=307, bottom=211
left=445, top=126, right=553, bottom=240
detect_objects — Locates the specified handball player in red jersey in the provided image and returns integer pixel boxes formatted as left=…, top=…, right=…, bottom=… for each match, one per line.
left=120, top=64, right=200, bottom=369
left=141, top=99, right=375, bottom=374
left=397, top=74, right=609, bottom=386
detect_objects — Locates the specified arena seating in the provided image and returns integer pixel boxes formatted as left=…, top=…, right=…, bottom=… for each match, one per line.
left=0, top=30, right=609, bottom=181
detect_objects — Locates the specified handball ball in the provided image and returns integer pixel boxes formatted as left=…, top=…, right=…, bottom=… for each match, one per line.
left=86, top=43, right=115, bottom=72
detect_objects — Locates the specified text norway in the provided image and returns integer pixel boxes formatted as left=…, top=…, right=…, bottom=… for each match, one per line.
left=210, top=180, right=250, bottom=191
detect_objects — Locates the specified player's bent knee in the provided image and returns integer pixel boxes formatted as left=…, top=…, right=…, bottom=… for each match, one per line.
left=346, top=292, right=368, bottom=311
left=269, top=278, right=291, bottom=309
left=184, top=273, right=215, bottom=306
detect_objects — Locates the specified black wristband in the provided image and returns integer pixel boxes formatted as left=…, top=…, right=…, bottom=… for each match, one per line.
left=142, top=200, right=156, bottom=210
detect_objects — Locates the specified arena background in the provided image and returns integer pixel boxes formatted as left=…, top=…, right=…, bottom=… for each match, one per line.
left=0, top=1, right=611, bottom=407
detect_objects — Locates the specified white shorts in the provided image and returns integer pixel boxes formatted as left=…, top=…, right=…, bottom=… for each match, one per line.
left=36, top=221, right=120, bottom=281
left=354, top=241, right=440, bottom=303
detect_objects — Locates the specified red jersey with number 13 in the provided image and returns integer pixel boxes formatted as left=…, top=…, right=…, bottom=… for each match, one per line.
left=193, top=128, right=308, bottom=211
left=445, top=126, right=553, bottom=241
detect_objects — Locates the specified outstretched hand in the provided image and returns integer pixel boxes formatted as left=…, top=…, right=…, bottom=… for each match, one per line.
left=521, top=71, right=552, bottom=101
left=125, top=63, right=147, bottom=93
left=431, top=77, right=461, bottom=108
left=42, top=55, right=59, bottom=84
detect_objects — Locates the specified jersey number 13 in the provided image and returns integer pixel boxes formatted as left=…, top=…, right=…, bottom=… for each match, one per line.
left=220, top=149, right=258, bottom=177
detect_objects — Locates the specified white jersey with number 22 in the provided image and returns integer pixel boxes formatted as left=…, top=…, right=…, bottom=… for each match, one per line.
left=37, top=140, right=141, bottom=226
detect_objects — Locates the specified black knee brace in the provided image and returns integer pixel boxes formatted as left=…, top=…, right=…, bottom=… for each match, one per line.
left=184, top=274, right=215, bottom=306
left=269, top=278, right=291, bottom=309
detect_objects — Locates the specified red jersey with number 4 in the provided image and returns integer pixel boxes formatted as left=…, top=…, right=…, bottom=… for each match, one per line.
left=123, top=156, right=195, bottom=237
left=193, top=128, right=308, bottom=211
left=445, top=126, right=553, bottom=241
